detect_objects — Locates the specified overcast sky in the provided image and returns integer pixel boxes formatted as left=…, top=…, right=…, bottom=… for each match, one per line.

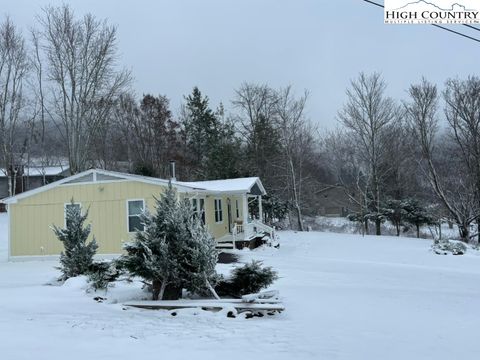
left=2, top=0, right=480, bottom=129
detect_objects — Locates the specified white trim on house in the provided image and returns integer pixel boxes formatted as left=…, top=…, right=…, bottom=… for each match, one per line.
left=59, top=179, right=130, bottom=187
left=126, top=198, right=145, bottom=233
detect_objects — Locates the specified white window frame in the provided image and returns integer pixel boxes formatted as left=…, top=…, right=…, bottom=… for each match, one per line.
left=64, top=202, right=82, bottom=228
left=214, top=198, right=223, bottom=224
left=126, top=199, right=145, bottom=233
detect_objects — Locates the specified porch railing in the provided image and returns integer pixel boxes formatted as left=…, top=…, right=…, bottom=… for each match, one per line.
left=250, top=219, right=275, bottom=239
left=232, top=220, right=275, bottom=242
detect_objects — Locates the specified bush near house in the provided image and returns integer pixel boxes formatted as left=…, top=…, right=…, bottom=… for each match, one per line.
left=118, top=184, right=219, bottom=300
left=52, top=201, right=98, bottom=280
left=216, top=260, right=278, bottom=298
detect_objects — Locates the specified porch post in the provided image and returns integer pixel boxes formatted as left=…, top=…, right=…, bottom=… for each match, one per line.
left=242, top=193, right=249, bottom=239
left=258, top=195, right=263, bottom=222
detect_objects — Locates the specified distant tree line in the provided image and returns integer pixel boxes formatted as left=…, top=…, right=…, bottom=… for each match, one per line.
left=0, top=5, right=324, bottom=232
left=2, top=5, right=480, bottom=241
left=325, top=72, right=480, bottom=243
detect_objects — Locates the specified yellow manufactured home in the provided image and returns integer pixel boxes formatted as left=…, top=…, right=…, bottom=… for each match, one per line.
left=3, top=169, right=273, bottom=260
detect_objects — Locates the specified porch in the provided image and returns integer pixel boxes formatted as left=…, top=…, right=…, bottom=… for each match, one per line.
left=180, top=177, right=272, bottom=250
left=216, top=218, right=276, bottom=250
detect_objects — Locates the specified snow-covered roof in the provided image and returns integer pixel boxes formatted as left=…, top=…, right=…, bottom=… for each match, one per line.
left=2, top=169, right=266, bottom=204
left=0, top=166, right=68, bottom=177
left=25, top=166, right=68, bottom=176
left=178, top=177, right=266, bottom=195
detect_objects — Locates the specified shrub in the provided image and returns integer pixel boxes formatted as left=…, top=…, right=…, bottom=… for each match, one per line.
left=119, top=184, right=219, bottom=300
left=52, top=201, right=98, bottom=280
left=216, top=260, right=278, bottom=298
left=433, top=239, right=467, bottom=255
left=87, top=261, right=123, bottom=290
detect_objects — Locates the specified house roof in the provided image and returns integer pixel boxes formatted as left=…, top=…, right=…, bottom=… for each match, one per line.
left=2, top=169, right=266, bottom=204
left=178, top=177, right=266, bottom=195
left=0, top=166, right=69, bottom=177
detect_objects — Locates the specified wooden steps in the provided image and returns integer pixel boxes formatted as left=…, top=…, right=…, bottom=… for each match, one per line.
left=124, top=300, right=285, bottom=313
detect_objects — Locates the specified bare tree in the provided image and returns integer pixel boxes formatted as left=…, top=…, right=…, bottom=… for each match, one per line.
left=406, top=78, right=479, bottom=242
left=275, top=86, right=312, bottom=231
left=338, top=72, right=397, bottom=235
left=322, top=129, right=370, bottom=234
left=444, top=76, right=480, bottom=241
left=35, top=5, right=131, bottom=174
left=232, top=83, right=281, bottom=183
left=112, top=93, right=138, bottom=172
left=0, top=17, right=29, bottom=196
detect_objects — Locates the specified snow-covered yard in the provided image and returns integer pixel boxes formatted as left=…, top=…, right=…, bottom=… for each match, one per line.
left=1, top=214, right=480, bottom=360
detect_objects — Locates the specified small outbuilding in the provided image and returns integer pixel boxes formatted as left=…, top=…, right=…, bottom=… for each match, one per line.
left=3, top=169, right=273, bottom=260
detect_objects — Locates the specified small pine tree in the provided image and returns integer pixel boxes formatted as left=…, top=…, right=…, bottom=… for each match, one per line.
left=382, top=199, right=406, bottom=236
left=403, top=199, right=435, bottom=238
left=119, top=184, right=219, bottom=300
left=180, top=209, right=219, bottom=297
left=215, top=260, right=278, bottom=298
left=52, top=201, right=98, bottom=280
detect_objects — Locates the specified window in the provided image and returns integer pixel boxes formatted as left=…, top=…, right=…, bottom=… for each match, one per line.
left=64, top=203, right=81, bottom=228
left=127, top=200, right=145, bottom=232
left=235, top=199, right=240, bottom=218
left=214, top=199, right=223, bottom=223
left=187, top=198, right=205, bottom=225
left=199, top=198, right=205, bottom=224
left=186, top=197, right=206, bottom=225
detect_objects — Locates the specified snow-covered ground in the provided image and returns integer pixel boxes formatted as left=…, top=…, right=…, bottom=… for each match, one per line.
left=308, top=216, right=461, bottom=239
left=1, top=214, right=480, bottom=360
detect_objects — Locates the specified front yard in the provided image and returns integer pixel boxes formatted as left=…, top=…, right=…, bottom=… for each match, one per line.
left=1, top=214, right=479, bottom=359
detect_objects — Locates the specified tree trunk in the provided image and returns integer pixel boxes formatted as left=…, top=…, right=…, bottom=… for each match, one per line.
left=207, top=279, right=220, bottom=300
left=296, top=205, right=304, bottom=231
left=375, top=219, right=381, bottom=236
left=396, top=223, right=400, bottom=236
left=364, top=219, right=369, bottom=235
left=458, top=224, right=470, bottom=243
left=416, top=224, right=420, bottom=239
left=158, top=281, right=167, bottom=300
left=162, top=284, right=182, bottom=300
left=152, top=279, right=162, bottom=300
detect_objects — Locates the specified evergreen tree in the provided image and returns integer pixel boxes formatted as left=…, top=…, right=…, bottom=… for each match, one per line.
left=182, top=87, right=241, bottom=179
left=52, top=201, right=98, bottom=280
left=119, top=184, right=219, bottom=300
left=382, top=199, right=406, bottom=236
left=261, top=195, right=290, bottom=225
left=180, top=211, right=219, bottom=297
left=403, top=199, right=436, bottom=238
left=205, top=105, right=242, bottom=179
left=183, top=87, right=217, bottom=171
